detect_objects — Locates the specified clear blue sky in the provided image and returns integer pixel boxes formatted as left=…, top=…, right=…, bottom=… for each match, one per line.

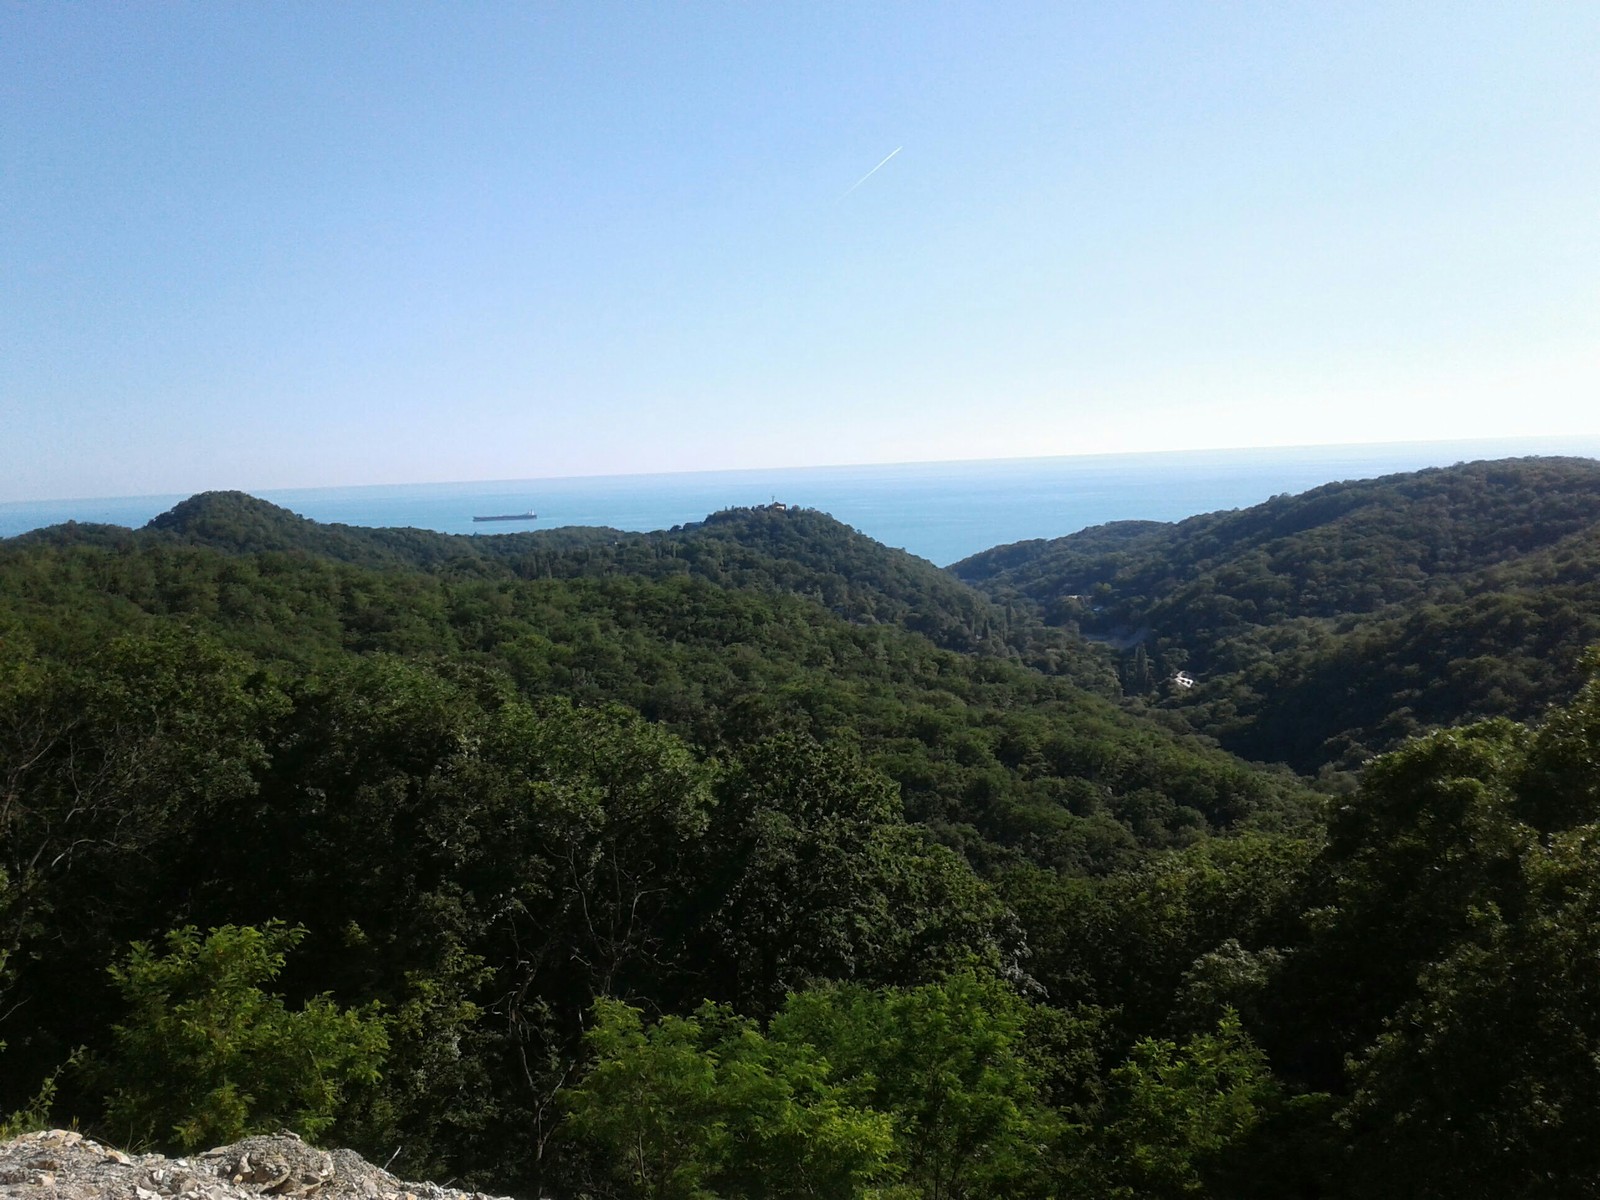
left=3, top=2, right=1597, bottom=501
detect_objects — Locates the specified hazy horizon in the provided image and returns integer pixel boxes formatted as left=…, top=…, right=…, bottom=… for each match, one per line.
left=6, top=433, right=1599, bottom=510
left=6, top=4, right=1597, bottom=499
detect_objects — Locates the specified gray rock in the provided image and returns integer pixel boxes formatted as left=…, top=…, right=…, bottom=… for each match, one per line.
left=0, top=1131, right=518, bottom=1200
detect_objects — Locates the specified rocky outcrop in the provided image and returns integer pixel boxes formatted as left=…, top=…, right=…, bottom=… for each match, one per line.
left=0, top=1130, right=516, bottom=1200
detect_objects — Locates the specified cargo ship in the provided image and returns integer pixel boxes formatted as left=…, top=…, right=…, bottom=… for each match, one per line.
left=472, top=511, right=537, bottom=523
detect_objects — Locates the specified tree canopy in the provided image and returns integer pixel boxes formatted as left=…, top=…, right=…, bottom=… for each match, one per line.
left=5, top=464, right=1600, bottom=1196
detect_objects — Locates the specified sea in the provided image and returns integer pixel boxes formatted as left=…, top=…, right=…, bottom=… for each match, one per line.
left=5, top=436, right=1599, bottom=568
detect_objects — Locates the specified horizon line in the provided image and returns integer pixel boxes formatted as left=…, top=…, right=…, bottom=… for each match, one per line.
left=6, top=431, right=1600, bottom=509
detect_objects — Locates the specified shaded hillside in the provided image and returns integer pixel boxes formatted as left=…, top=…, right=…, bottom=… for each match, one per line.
left=505, top=505, right=1102, bottom=679
left=0, top=504, right=1318, bottom=1191
left=953, top=457, right=1600, bottom=772
left=27, top=491, right=1115, bottom=688
left=141, top=489, right=623, bottom=569
left=0, top=513, right=1314, bottom=878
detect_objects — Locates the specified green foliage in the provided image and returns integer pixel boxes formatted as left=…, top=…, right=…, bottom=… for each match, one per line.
left=0, top=501, right=1313, bottom=876
left=567, top=976, right=1293, bottom=1200
left=997, top=834, right=1316, bottom=1035
left=98, top=923, right=386, bottom=1152
left=348, top=942, right=496, bottom=1184
left=772, top=972, right=1062, bottom=1199
left=1083, top=1011, right=1281, bottom=1199
left=0, top=627, right=280, bottom=976
left=956, top=457, right=1600, bottom=772
left=1320, top=669, right=1600, bottom=1196
left=1515, top=646, right=1600, bottom=831
left=17, top=485, right=1600, bottom=1196
left=566, top=998, right=897, bottom=1200
left=569, top=974, right=1065, bottom=1200
left=701, top=734, right=1017, bottom=1013
left=127, top=492, right=1113, bottom=683
left=1277, top=719, right=1535, bottom=1081
left=1341, top=833, right=1600, bottom=1198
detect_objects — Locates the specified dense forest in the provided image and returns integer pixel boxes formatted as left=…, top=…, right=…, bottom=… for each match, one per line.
left=4, top=458, right=1600, bottom=1197
left=956, top=456, right=1600, bottom=776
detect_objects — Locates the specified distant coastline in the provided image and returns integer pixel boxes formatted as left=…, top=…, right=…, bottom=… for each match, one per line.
left=6, top=436, right=1600, bottom=565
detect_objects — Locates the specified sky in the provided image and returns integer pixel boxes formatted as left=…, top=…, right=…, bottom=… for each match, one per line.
left=3, top=2, right=1597, bottom=501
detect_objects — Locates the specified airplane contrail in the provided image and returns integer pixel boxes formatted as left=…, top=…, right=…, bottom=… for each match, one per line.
left=842, top=146, right=902, bottom=197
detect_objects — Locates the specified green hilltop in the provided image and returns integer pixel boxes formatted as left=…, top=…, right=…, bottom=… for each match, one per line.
left=956, top=455, right=1600, bottom=773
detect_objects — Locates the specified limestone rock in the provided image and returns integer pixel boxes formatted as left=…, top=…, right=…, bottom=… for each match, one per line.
left=0, top=1131, right=518, bottom=1200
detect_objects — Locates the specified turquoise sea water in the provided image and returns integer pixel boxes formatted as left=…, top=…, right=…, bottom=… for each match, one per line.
left=6, top=436, right=1599, bottom=567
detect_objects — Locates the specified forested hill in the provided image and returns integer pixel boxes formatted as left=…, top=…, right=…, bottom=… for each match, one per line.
left=2, top=497, right=1317, bottom=877
left=14, top=478, right=1600, bottom=1195
left=2, top=487, right=1322, bottom=1194
left=952, top=456, right=1600, bottom=772
left=25, top=490, right=1110, bottom=686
